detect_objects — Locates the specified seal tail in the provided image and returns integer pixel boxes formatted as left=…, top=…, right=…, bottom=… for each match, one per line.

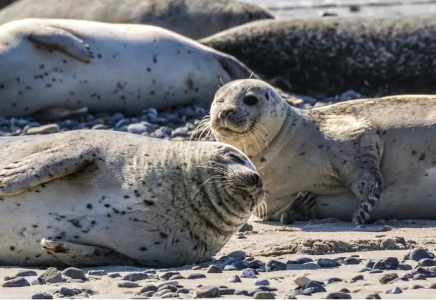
left=218, top=54, right=260, bottom=80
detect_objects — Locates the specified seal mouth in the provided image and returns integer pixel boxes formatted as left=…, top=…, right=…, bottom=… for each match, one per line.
left=214, top=120, right=256, bottom=138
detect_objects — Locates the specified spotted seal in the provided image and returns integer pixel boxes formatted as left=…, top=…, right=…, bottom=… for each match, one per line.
left=0, top=0, right=273, bottom=39
left=201, top=17, right=436, bottom=97
left=0, top=130, right=265, bottom=267
left=196, top=79, right=436, bottom=224
left=0, top=18, right=254, bottom=118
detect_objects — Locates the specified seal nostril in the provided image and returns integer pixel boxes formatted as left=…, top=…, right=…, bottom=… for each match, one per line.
left=243, top=95, right=259, bottom=106
left=250, top=173, right=262, bottom=187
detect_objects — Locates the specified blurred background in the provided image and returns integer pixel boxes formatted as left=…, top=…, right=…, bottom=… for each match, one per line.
left=240, top=0, right=436, bottom=18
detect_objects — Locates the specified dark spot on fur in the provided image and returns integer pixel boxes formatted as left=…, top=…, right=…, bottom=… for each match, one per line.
left=104, top=204, right=110, bottom=208
left=123, top=195, right=130, bottom=199
left=260, top=157, right=267, bottom=162
left=160, top=232, right=168, bottom=239
left=9, top=246, right=15, bottom=251
left=419, top=153, right=426, bottom=160
left=86, top=204, right=93, bottom=209
left=143, top=200, right=154, bottom=206
left=139, top=247, right=147, bottom=251
left=411, top=150, right=417, bottom=156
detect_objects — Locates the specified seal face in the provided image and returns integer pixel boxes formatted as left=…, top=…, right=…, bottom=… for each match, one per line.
left=201, top=79, right=436, bottom=224
left=0, top=130, right=264, bottom=267
left=201, top=17, right=436, bottom=96
left=0, top=0, right=274, bottom=39
left=0, top=18, right=254, bottom=118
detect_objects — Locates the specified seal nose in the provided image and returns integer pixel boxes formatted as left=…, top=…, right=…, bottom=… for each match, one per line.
left=220, top=108, right=234, bottom=119
left=249, top=172, right=262, bottom=187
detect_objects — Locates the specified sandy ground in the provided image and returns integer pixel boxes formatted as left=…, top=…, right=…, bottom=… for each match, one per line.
left=0, top=218, right=435, bottom=299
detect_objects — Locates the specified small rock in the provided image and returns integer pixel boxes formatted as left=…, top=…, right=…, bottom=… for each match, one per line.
left=195, top=286, right=219, bottom=298
left=40, top=268, right=64, bottom=284
left=365, top=294, right=381, bottom=299
left=108, top=273, right=122, bottom=278
left=59, top=287, right=78, bottom=297
left=160, top=271, right=180, bottom=280
left=385, top=287, right=402, bottom=294
left=3, top=277, right=30, bottom=287
left=351, top=275, right=364, bottom=283
left=419, top=258, right=436, bottom=267
left=398, top=263, right=413, bottom=271
left=219, top=288, right=236, bottom=295
left=26, top=124, right=59, bottom=135
left=239, top=223, right=253, bottom=232
left=338, top=288, right=350, bottom=293
left=365, top=260, right=375, bottom=269
left=177, top=288, right=190, bottom=294
left=156, top=281, right=179, bottom=289
left=358, top=267, right=372, bottom=272
left=256, top=286, right=277, bottom=292
left=118, top=281, right=140, bottom=288
left=369, top=270, right=383, bottom=274
left=407, top=284, right=424, bottom=289
left=326, top=292, right=352, bottom=299
left=344, top=257, right=360, bottom=265
left=240, top=268, right=257, bottom=278
left=317, top=258, right=339, bottom=268
left=62, top=267, right=87, bottom=280
left=158, top=284, right=177, bottom=292
left=207, top=265, right=222, bottom=273
left=187, top=273, right=206, bottom=280
left=325, top=277, right=343, bottom=285
left=409, top=248, right=434, bottom=261
left=228, top=275, right=242, bottom=283
left=284, top=294, right=297, bottom=299
left=87, top=270, right=107, bottom=276
left=294, top=276, right=311, bottom=287
left=140, top=284, right=158, bottom=293
left=427, top=282, right=436, bottom=289
left=32, top=292, right=53, bottom=299
left=228, top=250, right=246, bottom=260
left=246, top=260, right=264, bottom=269
left=413, top=274, right=426, bottom=280
left=266, top=260, right=287, bottom=271
left=235, top=290, right=250, bottom=296
left=224, top=265, right=238, bottom=271
left=15, top=270, right=38, bottom=277
left=253, top=291, right=275, bottom=299
left=169, top=274, right=185, bottom=280
left=31, top=278, right=46, bottom=285
left=122, top=273, right=149, bottom=282
left=379, top=273, right=398, bottom=284
left=255, top=279, right=270, bottom=286
left=305, top=286, right=326, bottom=294
left=191, top=266, right=202, bottom=270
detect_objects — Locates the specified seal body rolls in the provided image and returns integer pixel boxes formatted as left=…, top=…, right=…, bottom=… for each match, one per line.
left=0, top=18, right=254, bottom=117
left=0, top=130, right=264, bottom=266
left=0, top=0, right=273, bottom=39
left=201, top=17, right=436, bottom=96
left=204, top=79, right=436, bottom=224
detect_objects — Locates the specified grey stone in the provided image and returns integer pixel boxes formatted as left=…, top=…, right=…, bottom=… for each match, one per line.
left=32, top=292, right=53, bottom=299
left=158, top=284, right=177, bottom=292
left=228, top=250, right=247, bottom=260
left=59, top=287, right=78, bottom=296
left=305, top=286, right=326, bottom=294
left=344, top=257, right=360, bottom=265
left=317, top=258, right=339, bottom=268
left=161, top=292, right=178, bottom=298
left=338, top=288, right=350, bottom=293
left=246, top=260, right=264, bottom=269
left=413, top=274, right=426, bottom=280
left=240, top=268, right=257, bottom=278
left=351, top=275, right=364, bottom=282
left=418, top=258, right=436, bottom=267
left=410, top=248, right=434, bottom=261
left=365, top=294, right=381, bottom=299
left=385, top=287, right=402, bottom=294
left=160, top=271, right=180, bottom=280
left=427, top=282, right=436, bottom=289
left=87, top=270, right=107, bottom=276
left=295, top=276, right=311, bottom=287
left=359, top=267, right=372, bottom=272
left=207, top=265, right=222, bottom=273
left=40, top=268, right=64, bottom=283
left=379, top=273, right=398, bottom=284
left=369, top=269, right=383, bottom=274
left=140, top=284, right=158, bottom=293
left=266, top=260, right=287, bottom=271
left=169, top=274, right=186, bottom=280
left=26, top=124, right=59, bottom=135
left=224, top=265, right=238, bottom=271
left=62, top=267, right=87, bottom=280
left=118, top=281, right=141, bottom=288
left=195, top=286, right=219, bottom=298
left=108, top=273, right=122, bottom=278
left=122, top=272, right=149, bottom=282
left=219, top=288, right=236, bottom=295
left=228, top=275, right=242, bottom=283
left=3, top=277, right=30, bottom=287
left=191, top=266, right=202, bottom=270
left=398, top=263, right=413, bottom=271
left=326, top=292, right=352, bottom=299
left=255, top=279, right=270, bottom=286
left=187, top=273, right=206, bottom=279
left=15, top=270, right=38, bottom=277
left=252, top=291, right=275, bottom=299
left=177, top=288, right=190, bottom=294
left=325, top=277, right=343, bottom=285
left=31, top=278, right=46, bottom=285
left=407, top=284, right=424, bottom=289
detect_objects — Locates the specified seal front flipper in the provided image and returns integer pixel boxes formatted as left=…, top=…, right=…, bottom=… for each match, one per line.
left=41, top=239, right=137, bottom=267
left=27, top=25, right=93, bottom=63
left=266, top=192, right=317, bottom=224
left=0, top=145, right=97, bottom=196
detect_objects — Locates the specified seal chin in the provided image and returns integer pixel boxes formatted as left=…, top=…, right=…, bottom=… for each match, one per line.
left=226, top=171, right=264, bottom=209
left=213, top=121, right=255, bottom=138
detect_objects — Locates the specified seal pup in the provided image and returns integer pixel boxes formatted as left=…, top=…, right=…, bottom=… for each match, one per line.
left=201, top=17, right=436, bottom=96
left=0, top=18, right=254, bottom=118
left=198, top=79, right=436, bottom=224
left=0, top=130, right=265, bottom=267
left=0, top=0, right=273, bottom=39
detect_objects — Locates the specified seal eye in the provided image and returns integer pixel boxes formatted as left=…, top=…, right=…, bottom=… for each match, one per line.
left=243, top=95, right=259, bottom=106
left=226, top=152, right=246, bottom=164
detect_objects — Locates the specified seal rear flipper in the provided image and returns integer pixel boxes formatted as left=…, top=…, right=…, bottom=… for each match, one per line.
left=27, top=25, right=93, bottom=63
left=0, top=145, right=97, bottom=196
left=32, top=107, right=89, bottom=121
left=41, top=239, right=138, bottom=267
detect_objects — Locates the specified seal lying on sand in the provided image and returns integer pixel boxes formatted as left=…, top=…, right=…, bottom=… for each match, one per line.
left=197, top=79, right=436, bottom=224
left=0, top=18, right=253, bottom=118
left=0, top=0, right=273, bottom=39
left=0, top=130, right=265, bottom=267
left=201, top=17, right=436, bottom=96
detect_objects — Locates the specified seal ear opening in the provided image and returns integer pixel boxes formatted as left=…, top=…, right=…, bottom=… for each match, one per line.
left=218, top=55, right=259, bottom=80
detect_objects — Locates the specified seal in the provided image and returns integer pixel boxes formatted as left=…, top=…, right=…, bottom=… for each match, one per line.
left=198, top=79, right=436, bottom=224
left=0, top=0, right=273, bottom=39
left=0, top=0, right=15, bottom=9
left=0, top=130, right=264, bottom=267
left=201, top=17, right=436, bottom=97
left=0, top=18, right=254, bottom=118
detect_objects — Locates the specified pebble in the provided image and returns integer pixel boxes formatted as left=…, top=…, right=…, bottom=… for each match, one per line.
left=338, top=288, right=350, bottom=293
left=407, top=284, right=424, bottom=289
left=326, top=292, right=352, bottom=299
left=26, top=124, right=60, bottom=135
left=379, top=273, right=398, bottom=284
left=160, top=271, right=180, bottom=280
left=40, top=268, right=64, bottom=283
left=325, top=277, right=343, bottom=285
left=158, top=284, right=177, bottom=292
left=419, top=258, right=436, bottom=267
left=87, top=270, right=107, bottom=276
left=169, top=274, right=186, bottom=280
left=108, top=273, right=122, bottom=278
left=317, top=258, right=339, bottom=268
left=177, top=288, right=190, bottom=294
left=286, top=263, right=319, bottom=270
left=140, top=284, right=158, bottom=293
left=195, top=286, right=219, bottom=298
left=31, top=278, right=46, bottom=285
left=351, top=275, right=364, bottom=282
left=224, top=265, right=239, bottom=271
left=122, top=273, right=150, bottom=281
left=413, top=274, right=426, bottom=280
left=240, top=269, right=257, bottom=278
left=265, top=260, right=287, bottom=271
left=256, top=286, right=278, bottom=292
left=305, top=286, right=326, bottom=293
left=385, top=287, right=402, bottom=294
left=62, top=267, right=87, bottom=280
left=398, top=263, right=413, bottom=271
left=3, top=277, right=30, bottom=287
left=369, top=270, right=383, bottom=274
left=255, top=279, right=270, bottom=286
left=365, top=294, right=381, bottom=299
left=344, top=257, right=361, bottom=265
left=252, top=291, right=275, bottom=299
left=247, top=260, right=264, bottom=269
left=32, top=292, right=53, bottom=299
left=118, top=281, right=141, bottom=288
left=156, top=281, right=179, bottom=289
left=284, top=294, right=297, bottom=299
left=294, top=276, right=311, bottom=287
left=15, top=270, right=38, bottom=277
left=219, top=288, right=236, bottom=295
left=228, top=275, right=242, bottom=283
left=373, top=257, right=399, bottom=270
left=239, top=223, right=254, bottom=232
left=409, top=248, right=435, bottom=261
left=207, top=265, right=222, bottom=273
left=187, top=273, right=206, bottom=280
left=359, top=267, right=372, bottom=272
left=59, top=287, right=79, bottom=297
left=427, top=282, right=436, bottom=289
